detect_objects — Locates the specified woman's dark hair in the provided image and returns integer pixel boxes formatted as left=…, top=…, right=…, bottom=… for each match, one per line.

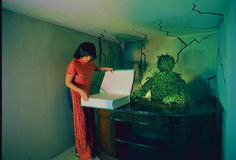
left=74, top=42, right=97, bottom=59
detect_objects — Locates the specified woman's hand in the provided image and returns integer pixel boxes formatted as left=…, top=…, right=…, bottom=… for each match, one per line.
left=97, top=67, right=113, bottom=72
left=79, top=89, right=89, bottom=101
left=104, top=67, right=113, bottom=72
left=66, top=75, right=89, bottom=101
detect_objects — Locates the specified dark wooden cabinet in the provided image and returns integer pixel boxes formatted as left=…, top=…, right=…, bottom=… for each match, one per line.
left=98, top=101, right=215, bottom=160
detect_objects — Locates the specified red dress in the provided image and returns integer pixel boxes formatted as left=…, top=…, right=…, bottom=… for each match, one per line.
left=66, top=59, right=97, bottom=160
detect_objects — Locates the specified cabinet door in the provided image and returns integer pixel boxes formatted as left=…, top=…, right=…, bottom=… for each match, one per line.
left=114, top=121, right=171, bottom=160
left=98, top=110, right=115, bottom=157
left=116, top=141, right=170, bottom=160
left=169, top=117, right=214, bottom=160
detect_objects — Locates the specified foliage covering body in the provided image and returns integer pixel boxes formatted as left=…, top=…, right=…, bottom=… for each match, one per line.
left=132, top=54, right=192, bottom=105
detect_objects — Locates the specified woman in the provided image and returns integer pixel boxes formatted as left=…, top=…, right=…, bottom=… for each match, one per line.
left=65, top=42, right=113, bottom=160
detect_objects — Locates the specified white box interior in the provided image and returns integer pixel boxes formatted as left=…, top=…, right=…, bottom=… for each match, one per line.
left=81, top=69, right=135, bottom=110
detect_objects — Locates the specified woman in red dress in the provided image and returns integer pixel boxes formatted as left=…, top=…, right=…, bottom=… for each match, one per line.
left=65, top=42, right=113, bottom=160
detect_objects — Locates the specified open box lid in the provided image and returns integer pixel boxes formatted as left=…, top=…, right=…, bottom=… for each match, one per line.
left=99, top=69, right=135, bottom=95
left=81, top=69, right=135, bottom=109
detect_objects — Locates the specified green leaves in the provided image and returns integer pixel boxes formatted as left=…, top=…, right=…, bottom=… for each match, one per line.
left=157, top=54, right=175, bottom=72
left=131, top=54, right=193, bottom=106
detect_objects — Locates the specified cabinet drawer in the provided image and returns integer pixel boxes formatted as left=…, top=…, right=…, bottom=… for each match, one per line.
left=116, top=141, right=170, bottom=160
left=113, top=112, right=169, bottom=126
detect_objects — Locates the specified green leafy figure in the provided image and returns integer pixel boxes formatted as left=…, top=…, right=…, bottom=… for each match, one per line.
left=132, top=54, right=192, bottom=105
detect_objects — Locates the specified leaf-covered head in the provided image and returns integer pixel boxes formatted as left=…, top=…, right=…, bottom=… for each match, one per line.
left=157, top=54, right=175, bottom=72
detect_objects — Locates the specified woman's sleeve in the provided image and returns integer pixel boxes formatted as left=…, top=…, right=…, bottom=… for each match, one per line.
left=66, top=61, right=76, bottom=75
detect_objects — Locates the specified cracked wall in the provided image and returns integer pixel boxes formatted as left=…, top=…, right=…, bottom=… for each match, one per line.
left=122, top=32, right=218, bottom=102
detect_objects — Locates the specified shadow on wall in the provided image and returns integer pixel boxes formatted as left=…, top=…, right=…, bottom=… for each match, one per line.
left=188, top=76, right=209, bottom=103
left=210, top=96, right=224, bottom=160
left=67, top=88, right=73, bottom=111
left=91, top=72, right=105, bottom=94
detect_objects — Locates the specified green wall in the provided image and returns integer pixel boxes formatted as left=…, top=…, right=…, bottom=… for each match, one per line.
left=2, top=9, right=120, bottom=160
left=123, top=33, right=218, bottom=102
left=218, top=0, right=236, bottom=160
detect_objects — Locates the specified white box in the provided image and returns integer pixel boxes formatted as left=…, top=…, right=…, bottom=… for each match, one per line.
left=81, top=69, right=135, bottom=110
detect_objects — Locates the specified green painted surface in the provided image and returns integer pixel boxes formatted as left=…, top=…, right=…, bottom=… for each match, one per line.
left=123, top=33, right=218, bottom=102
left=2, top=0, right=228, bottom=41
left=2, top=0, right=235, bottom=158
left=218, top=1, right=236, bottom=160
left=2, top=9, right=120, bottom=160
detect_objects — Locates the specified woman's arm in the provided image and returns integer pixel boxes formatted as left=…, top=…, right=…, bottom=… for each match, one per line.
left=65, top=75, right=88, bottom=101
left=96, top=67, right=113, bottom=72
